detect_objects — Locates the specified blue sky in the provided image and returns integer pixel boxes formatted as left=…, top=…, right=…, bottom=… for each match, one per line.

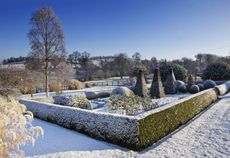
left=1, top=0, right=230, bottom=61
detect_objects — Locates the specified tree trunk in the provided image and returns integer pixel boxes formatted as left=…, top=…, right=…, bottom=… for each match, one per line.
left=45, top=24, right=49, bottom=97
left=45, top=57, right=49, bottom=97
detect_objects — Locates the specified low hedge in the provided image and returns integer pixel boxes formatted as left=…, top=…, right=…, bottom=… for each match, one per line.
left=19, top=99, right=139, bottom=149
left=136, top=88, right=218, bottom=150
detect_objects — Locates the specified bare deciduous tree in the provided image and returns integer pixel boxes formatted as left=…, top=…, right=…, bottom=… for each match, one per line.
left=99, top=58, right=112, bottom=78
left=28, top=6, right=66, bottom=97
left=53, top=61, right=74, bottom=85
left=79, top=52, right=91, bottom=81
left=114, top=53, right=130, bottom=79
left=132, top=52, right=142, bottom=66
left=68, top=51, right=81, bottom=69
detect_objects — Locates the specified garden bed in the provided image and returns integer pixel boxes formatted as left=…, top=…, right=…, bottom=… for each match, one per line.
left=19, top=83, right=229, bottom=150
left=30, top=92, right=191, bottom=116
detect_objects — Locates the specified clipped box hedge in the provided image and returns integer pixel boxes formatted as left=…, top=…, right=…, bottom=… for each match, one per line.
left=19, top=99, right=139, bottom=149
left=20, top=83, right=229, bottom=151
left=136, top=88, right=218, bottom=150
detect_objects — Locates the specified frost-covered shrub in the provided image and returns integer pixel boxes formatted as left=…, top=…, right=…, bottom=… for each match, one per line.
left=84, top=82, right=91, bottom=88
left=0, top=97, right=43, bottom=158
left=141, top=97, right=159, bottom=111
left=202, top=62, right=230, bottom=80
left=53, top=94, right=91, bottom=109
left=204, top=80, right=216, bottom=89
left=49, top=81, right=62, bottom=95
left=190, top=85, right=200, bottom=94
left=108, top=94, right=140, bottom=115
left=178, top=84, right=187, bottom=93
left=112, top=87, right=134, bottom=96
left=175, top=80, right=185, bottom=90
left=195, top=80, right=203, bottom=85
left=68, top=80, right=84, bottom=90
left=197, top=83, right=205, bottom=91
left=108, top=94, right=157, bottom=115
left=20, top=85, right=33, bottom=95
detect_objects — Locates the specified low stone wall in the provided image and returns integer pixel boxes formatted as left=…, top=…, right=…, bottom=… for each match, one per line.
left=19, top=99, right=139, bottom=149
left=20, top=83, right=229, bottom=151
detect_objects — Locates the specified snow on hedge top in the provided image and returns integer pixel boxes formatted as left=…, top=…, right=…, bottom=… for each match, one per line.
left=136, top=88, right=217, bottom=119
left=20, top=98, right=137, bottom=119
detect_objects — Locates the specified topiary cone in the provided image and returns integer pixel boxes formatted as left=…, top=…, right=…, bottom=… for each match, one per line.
left=134, top=70, right=148, bottom=97
left=164, top=68, right=176, bottom=94
left=150, top=68, right=165, bottom=98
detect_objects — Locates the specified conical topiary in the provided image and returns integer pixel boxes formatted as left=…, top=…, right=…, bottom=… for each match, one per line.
left=187, top=74, right=194, bottom=91
left=134, top=70, right=148, bottom=97
left=150, top=68, right=165, bottom=98
left=164, top=68, right=176, bottom=94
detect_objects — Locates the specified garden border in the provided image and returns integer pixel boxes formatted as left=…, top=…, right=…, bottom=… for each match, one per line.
left=20, top=82, right=229, bottom=150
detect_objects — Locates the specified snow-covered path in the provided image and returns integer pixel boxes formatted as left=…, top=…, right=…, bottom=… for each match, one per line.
left=24, top=93, right=230, bottom=158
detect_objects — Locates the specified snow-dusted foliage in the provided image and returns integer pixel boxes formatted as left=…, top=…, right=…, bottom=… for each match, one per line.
left=197, top=83, right=205, bottom=91
left=174, top=80, right=185, bottom=90
left=111, top=87, right=134, bottom=96
left=190, top=85, right=200, bottom=94
left=19, top=99, right=139, bottom=150
left=0, top=97, right=43, bottom=158
left=108, top=94, right=158, bottom=115
left=49, top=81, right=62, bottom=95
left=141, top=97, right=159, bottom=111
left=204, top=80, right=216, bottom=89
left=178, top=84, right=187, bottom=93
left=108, top=94, right=140, bottom=115
left=53, top=94, right=91, bottom=109
left=68, top=80, right=84, bottom=90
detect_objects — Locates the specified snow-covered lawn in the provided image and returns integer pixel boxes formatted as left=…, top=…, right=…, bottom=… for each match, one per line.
left=23, top=93, right=230, bottom=158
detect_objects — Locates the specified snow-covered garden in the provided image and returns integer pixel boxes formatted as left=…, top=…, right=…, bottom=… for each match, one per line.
left=23, top=91, right=230, bottom=158
left=1, top=2, right=230, bottom=158
left=19, top=68, right=230, bottom=151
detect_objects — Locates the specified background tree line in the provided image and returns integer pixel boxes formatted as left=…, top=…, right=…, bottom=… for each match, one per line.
left=2, top=52, right=230, bottom=81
